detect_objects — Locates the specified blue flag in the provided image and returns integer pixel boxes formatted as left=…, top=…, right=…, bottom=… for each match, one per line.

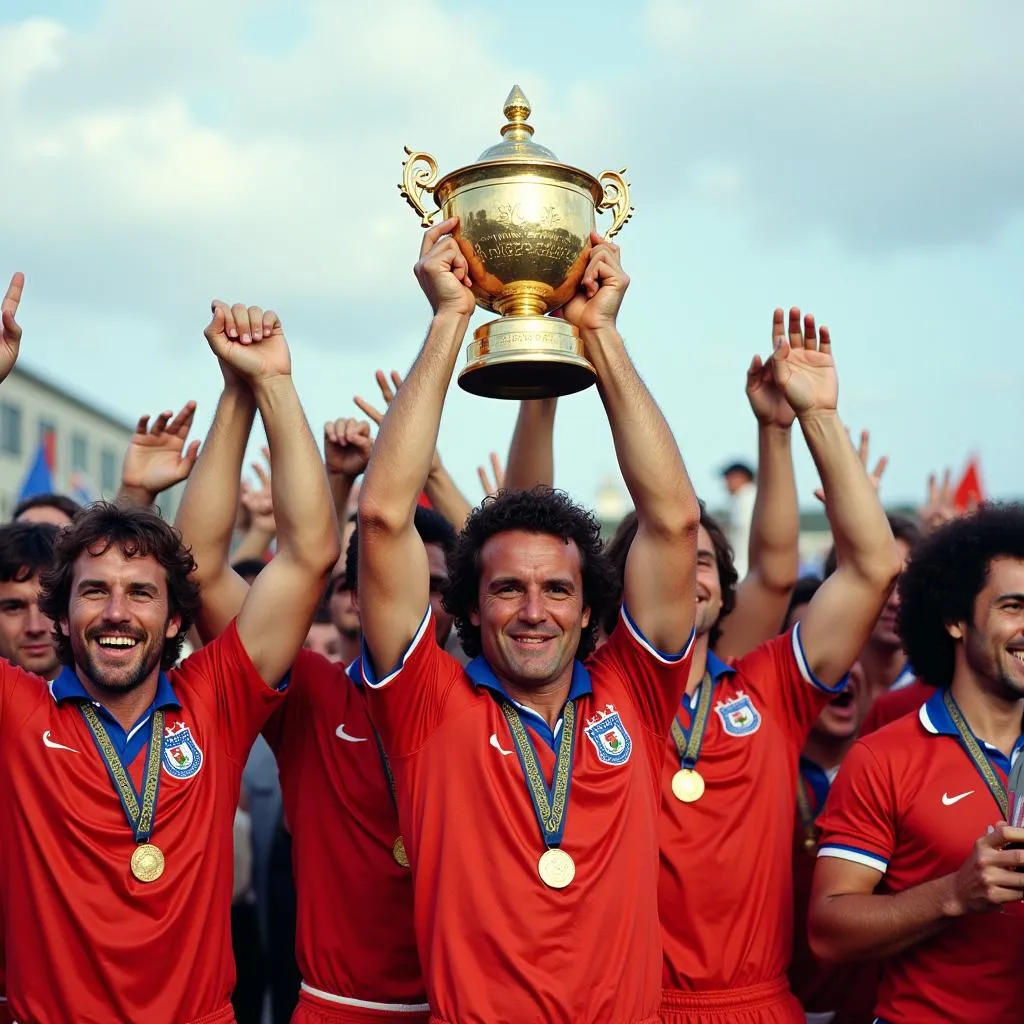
left=18, top=443, right=55, bottom=501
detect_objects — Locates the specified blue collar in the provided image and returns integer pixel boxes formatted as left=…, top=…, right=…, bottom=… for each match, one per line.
left=683, top=649, right=734, bottom=709
left=346, top=655, right=363, bottom=688
left=467, top=655, right=593, bottom=751
left=50, top=665, right=180, bottom=763
left=920, top=688, right=1024, bottom=772
left=49, top=665, right=180, bottom=712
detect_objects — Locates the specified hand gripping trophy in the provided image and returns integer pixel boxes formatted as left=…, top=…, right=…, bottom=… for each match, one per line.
left=399, top=85, right=633, bottom=399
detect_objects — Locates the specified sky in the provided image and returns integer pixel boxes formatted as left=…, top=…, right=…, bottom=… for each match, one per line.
left=1, top=0, right=1021, bottom=514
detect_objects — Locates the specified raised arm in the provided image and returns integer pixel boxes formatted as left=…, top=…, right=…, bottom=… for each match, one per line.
left=323, top=416, right=373, bottom=530
left=0, top=272, right=25, bottom=385
left=355, top=368, right=473, bottom=530
left=772, top=309, right=901, bottom=685
left=358, top=218, right=475, bottom=672
left=232, top=452, right=277, bottom=564
left=503, top=398, right=557, bottom=490
left=203, top=302, right=340, bottom=683
left=716, top=309, right=799, bottom=659
left=173, top=337, right=258, bottom=641
left=562, top=235, right=699, bottom=652
left=117, top=402, right=200, bottom=509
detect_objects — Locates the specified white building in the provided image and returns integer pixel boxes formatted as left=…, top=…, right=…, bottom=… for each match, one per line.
left=0, top=363, right=138, bottom=521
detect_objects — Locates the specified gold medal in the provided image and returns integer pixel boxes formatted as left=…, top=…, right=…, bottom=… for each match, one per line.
left=393, top=836, right=410, bottom=868
left=130, top=843, right=165, bottom=883
left=538, top=848, right=575, bottom=889
left=671, top=767, right=705, bottom=803
left=803, top=835, right=818, bottom=854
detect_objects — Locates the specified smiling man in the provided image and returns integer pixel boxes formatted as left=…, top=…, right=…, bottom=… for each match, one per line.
left=357, top=222, right=699, bottom=1023
left=0, top=283, right=339, bottom=1024
left=811, top=504, right=1024, bottom=1023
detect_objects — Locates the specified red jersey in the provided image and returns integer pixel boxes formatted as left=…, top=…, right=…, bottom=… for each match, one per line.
left=363, top=607, right=694, bottom=1024
left=788, top=758, right=878, bottom=1024
left=818, top=690, right=1024, bottom=1023
left=659, top=624, right=844, bottom=1005
left=860, top=676, right=933, bottom=736
left=0, top=621, right=282, bottom=1024
left=262, top=651, right=426, bottom=1010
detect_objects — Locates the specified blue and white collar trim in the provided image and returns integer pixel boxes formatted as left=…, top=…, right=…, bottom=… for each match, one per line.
left=919, top=688, right=1024, bottom=768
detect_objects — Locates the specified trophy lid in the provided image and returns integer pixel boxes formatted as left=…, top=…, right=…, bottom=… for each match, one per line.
left=475, top=85, right=559, bottom=163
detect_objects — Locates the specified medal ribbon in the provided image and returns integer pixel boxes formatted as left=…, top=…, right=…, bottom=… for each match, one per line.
left=500, top=700, right=576, bottom=851
left=943, top=690, right=1008, bottom=819
left=670, top=671, right=713, bottom=770
left=796, top=772, right=820, bottom=853
left=80, top=705, right=165, bottom=843
left=368, top=719, right=399, bottom=810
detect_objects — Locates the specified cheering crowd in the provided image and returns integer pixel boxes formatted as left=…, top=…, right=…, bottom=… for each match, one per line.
left=0, top=221, right=1021, bottom=1024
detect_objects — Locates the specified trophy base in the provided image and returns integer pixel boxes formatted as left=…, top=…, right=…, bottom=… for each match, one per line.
left=458, top=317, right=596, bottom=400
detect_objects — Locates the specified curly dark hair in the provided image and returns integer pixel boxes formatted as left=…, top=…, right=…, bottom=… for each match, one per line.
left=897, top=503, right=1024, bottom=690
left=38, top=502, right=201, bottom=671
left=443, top=487, right=617, bottom=660
left=0, top=522, right=59, bottom=583
left=602, top=502, right=737, bottom=647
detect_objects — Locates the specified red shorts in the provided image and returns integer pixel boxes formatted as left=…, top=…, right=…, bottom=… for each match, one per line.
left=429, top=1016, right=658, bottom=1024
left=660, top=979, right=804, bottom=1024
left=295, top=985, right=430, bottom=1024
left=6, top=1003, right=231, bottom=1023
left=188, top=1007, right=236, bottom=1024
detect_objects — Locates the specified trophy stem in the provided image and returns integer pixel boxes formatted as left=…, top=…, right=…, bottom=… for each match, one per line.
left=493, top=285, right=551, bottom=319
left=458, top=316, right=596, bottom=400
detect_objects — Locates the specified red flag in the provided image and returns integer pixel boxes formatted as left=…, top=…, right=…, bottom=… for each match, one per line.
left=41, top=425, right=56, bottom=470
left=953, top=456, right=985, bottom=512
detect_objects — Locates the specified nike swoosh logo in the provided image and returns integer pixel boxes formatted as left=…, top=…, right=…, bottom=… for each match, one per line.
left=42, top=730, right=79, bottom=754
left=489, top=733, right=513, bottom=756
left=335, top=724, right=367, bottom=743
left=942, top=790, right=975, bottom=806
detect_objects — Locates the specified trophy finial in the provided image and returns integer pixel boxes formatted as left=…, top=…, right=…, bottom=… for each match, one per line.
left=477, top=85, right=557, bottom=162
left=502, top=85, right=532, bottom=128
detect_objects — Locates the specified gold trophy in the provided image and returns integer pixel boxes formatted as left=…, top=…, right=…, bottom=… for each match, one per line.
left=399, top=85, right=633, bottom=399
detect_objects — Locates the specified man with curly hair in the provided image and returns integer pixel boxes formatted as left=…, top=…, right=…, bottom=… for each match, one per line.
left=357, top=222, right=700, bottom=1024
left=810, top=504, right=1024, bottom=1023
left=0, top=283, right=339, bottom=1024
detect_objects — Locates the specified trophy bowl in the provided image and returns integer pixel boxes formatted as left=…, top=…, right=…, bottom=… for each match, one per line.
left=399, top=86, right=633, bottom=400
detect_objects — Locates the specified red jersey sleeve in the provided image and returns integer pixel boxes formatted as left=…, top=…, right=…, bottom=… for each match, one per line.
left=590, top=607, right=695, bottom=735
left=174, top=619, right=285, bottom=764
left=261, top=649, right=323, bottom=758
left=735, top=623, right=849, bottom=748
left=360, top=608, right=464, bottom=758
left=816, top=737, right=895, bottom=876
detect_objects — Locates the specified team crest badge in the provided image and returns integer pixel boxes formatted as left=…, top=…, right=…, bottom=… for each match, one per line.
left=714, top=691, right=761, bottom=736
left=162, top=721, right=204, bottom=779
left=584, top=704, right=633, bottom=765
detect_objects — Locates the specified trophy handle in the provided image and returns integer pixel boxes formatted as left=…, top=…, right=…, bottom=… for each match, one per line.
left=399, top=147, right=440, bottom=227
left=596, top=168, right=634, bottom=239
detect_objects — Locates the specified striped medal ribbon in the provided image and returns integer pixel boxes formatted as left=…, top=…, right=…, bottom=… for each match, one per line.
left=80, top=704, right=167, bottom=883
left=500, top=699, right=577, bottom=889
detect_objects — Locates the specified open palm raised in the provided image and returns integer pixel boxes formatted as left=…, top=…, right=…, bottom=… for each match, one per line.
left=768, top=307, right=838, bottom=416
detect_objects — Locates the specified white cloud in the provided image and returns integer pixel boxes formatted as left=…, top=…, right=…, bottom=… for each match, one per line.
left=0, top=0, right=1022, bottom=510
